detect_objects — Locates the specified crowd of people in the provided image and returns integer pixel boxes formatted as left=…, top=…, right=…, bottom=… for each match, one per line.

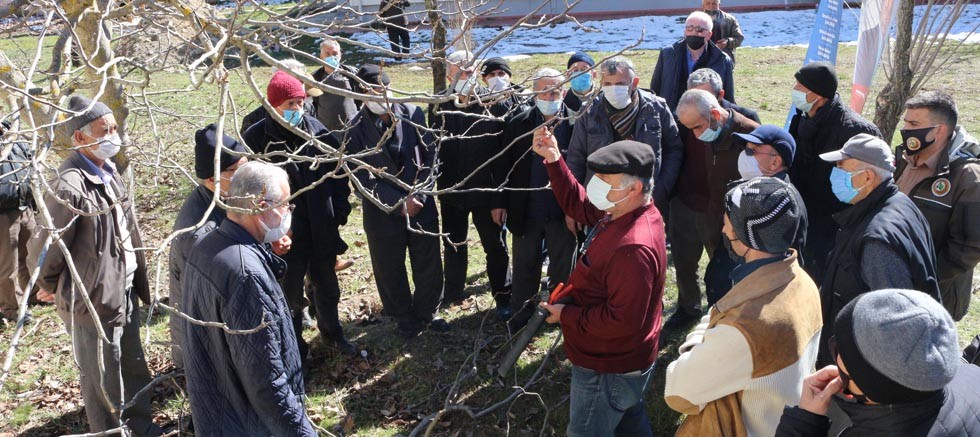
left=2, top=0, right=980, bottom=435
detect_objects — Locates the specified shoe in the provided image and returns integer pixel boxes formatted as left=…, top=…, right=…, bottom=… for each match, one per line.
left=441, top=292, right=468, bottom=307
left=301, top=308, right=315, bottom=329
left=495, top=306, right=513, bottom=322
left=428, top=318, right=451, bottom=332
left=333, top=338, right=359, bottom=357
left=397, top=320, right=423, bottom=339
left=335, top=257, right=355, bottom=272
left=662, top=310, right=700, bottom=330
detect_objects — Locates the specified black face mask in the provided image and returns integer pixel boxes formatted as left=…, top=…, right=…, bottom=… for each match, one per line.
left=900, top=125, right=939, bottom=155
left=723, top=237, right=745, bottom=265
left=685, top=35, right=707, bottom=51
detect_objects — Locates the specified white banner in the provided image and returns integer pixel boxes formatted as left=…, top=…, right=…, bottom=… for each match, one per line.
left=851, top=0, right=901, bottom=113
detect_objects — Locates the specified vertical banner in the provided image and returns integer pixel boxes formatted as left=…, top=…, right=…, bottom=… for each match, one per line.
left=851, top=0, right=900, bottom=113
left=787, top=0, right=844, bottom=127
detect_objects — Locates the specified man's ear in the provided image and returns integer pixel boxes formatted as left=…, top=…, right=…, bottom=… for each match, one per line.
left=717, top=90, right=726, bottom=101
left=73, top=130, right=86, bottom=146
left=630, top=76, right=640, bottom=89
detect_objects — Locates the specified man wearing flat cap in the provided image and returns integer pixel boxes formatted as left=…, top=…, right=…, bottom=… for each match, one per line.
left=168, top=123, right=248, bottom=369
left=815, top=133, right=940, bottom=367
left=788, top=62, right=881, bottom=286
left=33, top=95, right=162, bottom=435
left=533, top=129, right=667, bottom=436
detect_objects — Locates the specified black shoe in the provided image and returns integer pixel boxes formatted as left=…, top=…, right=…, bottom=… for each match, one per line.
left=441, top=292, right=468, bottom=307
left=428, top=318, right=451, bottom=332
left=333, top=338, right=359, bottom=357
left=397, top=320, right=423, bottom=339
left=495, top=305, right=513, bottom=322
left=663, top=310, right=700, bottom=330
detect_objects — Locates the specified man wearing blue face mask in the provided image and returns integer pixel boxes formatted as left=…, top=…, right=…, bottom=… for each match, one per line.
left=243, top=70, right=357, bottom=359
left=491, top=68, right=577, bottom=330
left=312, top=38, right=358, bottom=135
left=815, top=134, right=940, bottom=369
left=563, top=52, right=598, bottom=119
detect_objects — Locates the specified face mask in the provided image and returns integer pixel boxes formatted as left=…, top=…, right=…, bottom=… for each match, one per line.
left=585, top=176, right=629, bottom=211
left=323, top=55, right=340, bottom=68
left=487, top=76, right=510, bottom=93
left=900, top=125, right=938, bottom=155
left=698, top=116, right=721, bottom=142
left=792, top=89, right=814, bottom=113
left=366, top=101, right=389, bottom=115
left=91, top=132, right=122, bottom=160
left=536, top=98, right=561, bottom=117
left=570, top=72, right=592, bottom=93
left=453, top=76, right=476, bottom=95
left=737, top=150, right=764, bottom=179
left=602, top=85, right=632, bottom=110
left=283, top=109, right=304, bottom=126
left=685, top=35, right=707, bottom=51
left=259, top=208, right=292, bottom=244
left=722, top=236, right=746, bottom=265
left=829, top=166, right=868, bottom=204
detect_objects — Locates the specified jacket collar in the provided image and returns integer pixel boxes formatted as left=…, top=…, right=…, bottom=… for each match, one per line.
left=832, top=180, right=898, bottom=228
left=67, top=150, right=115, bottom=186
left=834, top=389, right=944, bottom=432
left=716, top=250, right=799, bottom=312
left=808, top=93, right=843, bottom=123
left=216, top=218, right=287, bottom=278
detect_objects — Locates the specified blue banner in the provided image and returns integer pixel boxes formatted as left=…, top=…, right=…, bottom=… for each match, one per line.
left=787, top=0, right=844, bottom=127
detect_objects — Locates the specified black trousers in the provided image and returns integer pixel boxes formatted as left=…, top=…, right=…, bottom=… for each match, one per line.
left=510, top=219, right=577, bottom=325
left=441, top=204, right=511, bottom=298
left=386, top=25, right=410, bottom=54
left=281, top=202, right=345, bottom=345
left=364, top=206, right=443, bottom=323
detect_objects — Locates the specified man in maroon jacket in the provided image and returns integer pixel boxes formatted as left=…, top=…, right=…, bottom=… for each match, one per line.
left=533, top=129, right=667, bottom=436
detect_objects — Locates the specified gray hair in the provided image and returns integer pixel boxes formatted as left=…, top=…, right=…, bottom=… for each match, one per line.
left=687, top=11, right=714, bottom=31
left=272, top=59, right=307, bottom=76
left=227, top=161, right=289, bottom=214
left=532, top=67, right=564, bottom=89
left=677, top=89, right=722, bottom=119
left=601, top=56, right=636, bottom=80
left=320, top=37, right=340, bottom=51
left=620, top=174, right=654, bottom=201
left=687, top=68, right=723, bottom=95
left=446, top=50, right=474, bottom=66
left=854, top=160, right=893, bottom=182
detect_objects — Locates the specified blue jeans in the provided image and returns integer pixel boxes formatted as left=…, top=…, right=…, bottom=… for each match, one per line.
left=566, top=363, right=655, bottom=437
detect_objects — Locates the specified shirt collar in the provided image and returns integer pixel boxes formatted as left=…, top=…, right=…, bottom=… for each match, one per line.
left=78, top=152, right=115, bottom=185
left=730, top=253, right=789, bottom=284
left=903, top=146, right=943, bottom=170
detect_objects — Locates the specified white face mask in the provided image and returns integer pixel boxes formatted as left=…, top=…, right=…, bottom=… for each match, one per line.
left=91, top=132, right=122, bottom=160
left=586, top=176, right=629, bottom=211
left=259, top=208, right=292, bottom=244
left=602, top=85, right=632, bottom=110
left=453, top=76, right=477, bottom=95
left=366, top=100, right=389, bottom=115
left=737, top=150, right=764, bottom=179
left=487, top=76, right=510, bottom=92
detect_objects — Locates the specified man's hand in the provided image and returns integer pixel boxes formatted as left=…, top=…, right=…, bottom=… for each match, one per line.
left=271, top=235, right=292, bottom=256
left=403, top=196, right=424, bottom=217
left=564, top=215, right=581, bottom=235
left=532, top=126, right=561, bottom=163
left=539, top=302, right=565, bottom=324
left=799, top=365, right=844, bottom=416
left=716, top=38, right=729, bottom=49
left=491, top=208, right=507, bottom=226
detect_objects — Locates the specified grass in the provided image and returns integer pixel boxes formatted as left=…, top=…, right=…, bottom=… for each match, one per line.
left=0, top=37, right=979, bottom=436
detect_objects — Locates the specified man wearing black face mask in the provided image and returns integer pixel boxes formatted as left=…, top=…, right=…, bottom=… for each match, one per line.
left=894, top=91, right=980, bottom=322
left=650, top=11, right=734, bottom=113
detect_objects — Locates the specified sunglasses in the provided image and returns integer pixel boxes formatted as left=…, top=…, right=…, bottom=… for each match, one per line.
left=828, top=336, right=871, bottom=404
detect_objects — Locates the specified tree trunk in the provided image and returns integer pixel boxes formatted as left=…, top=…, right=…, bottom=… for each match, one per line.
left=425, top=0, right=447, bottom=93
left=873, top=0, right=914, bottom=142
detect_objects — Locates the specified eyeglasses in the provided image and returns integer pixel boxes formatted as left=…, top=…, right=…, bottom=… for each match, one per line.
left=744, top=147, right=780, bottom=158
left=828, top=336, right=871, bottom=404
left=685, top=25, right=709, bottom=33
left=263, top=198, right=296, bottom=213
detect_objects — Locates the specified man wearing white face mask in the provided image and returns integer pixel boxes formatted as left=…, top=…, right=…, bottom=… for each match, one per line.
left=428, top=50, right=515, bottom=309
left=33, top=95, right=161, bottom=436
left=480, top=57, right=528, bottom=109
left=532, top=134, right=667, bottom=437
left=312, top=38, right=359, bottom=134
left=181, top=162, right=316, bottom=436
left=566, top=56, right=683, bottom=214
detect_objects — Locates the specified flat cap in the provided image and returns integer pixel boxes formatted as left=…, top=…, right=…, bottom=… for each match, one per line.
left=586, top=140, right=655, bottom=179
left=819, top=133, right=896, bottom=172
left=355, top=64, right=391, bottom=90
left=64, top=95, right=112, bottom=136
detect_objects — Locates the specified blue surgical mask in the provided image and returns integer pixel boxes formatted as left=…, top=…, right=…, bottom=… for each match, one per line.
left=323, top=56, right=340, bottom=69
left=792, top=89, right=814, bottom=113
left=570, top=72, right=592, bottom=93
left=536, top=98, right=561, bottom=117
left=283, top=109, right=304, bottom=126
left=698, top=117, right=721, bottom=142
left=829, top=166, right=867, bottom=204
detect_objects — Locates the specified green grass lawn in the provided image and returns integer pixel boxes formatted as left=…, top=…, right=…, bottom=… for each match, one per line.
left=1, top=39, right=978, bottom=436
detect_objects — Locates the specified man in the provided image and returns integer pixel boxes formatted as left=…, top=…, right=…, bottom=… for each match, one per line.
left=241, top=59, right=321, bottom=134
left=243, top=70, right=356, bottom=357
left=567, top=55, right=683, bottom=213
left=687, top=68, right=758, bottom=122
left=379, top=0, right=411, bottom=55
left=345, top=65, right=448, bottom=338
left=894, top=91, right=980, bottom=321
left=167, top=124, right=247, bottom=369
left=480, top=57, right=521, bottom=97
left=788, top=62, right=882, bottom=285
left=664, top=89, right=758, bottom=328
left=666, top=177, right=821, bottom=437
left=181, top=162, right=315, bottom=436
left=0, top=124, right=36, bottom=327
left=428, top=50, right=513, bottom=309
left=650, top=11, right=734, bottom=112
left=34, top=95, right=161, bottom=436
left=816, top=134, right=940, bottom=366
left=312, top=37, right=359, bottom=134
left=564, top=51, right=598, bottom=119
left=702, top=0, right=745, bottom=63
left=492, top=68, right=577, bottom=329
left=533, top=136, right=667, bottom=436
left=776, top=289, right=980, bottom=436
